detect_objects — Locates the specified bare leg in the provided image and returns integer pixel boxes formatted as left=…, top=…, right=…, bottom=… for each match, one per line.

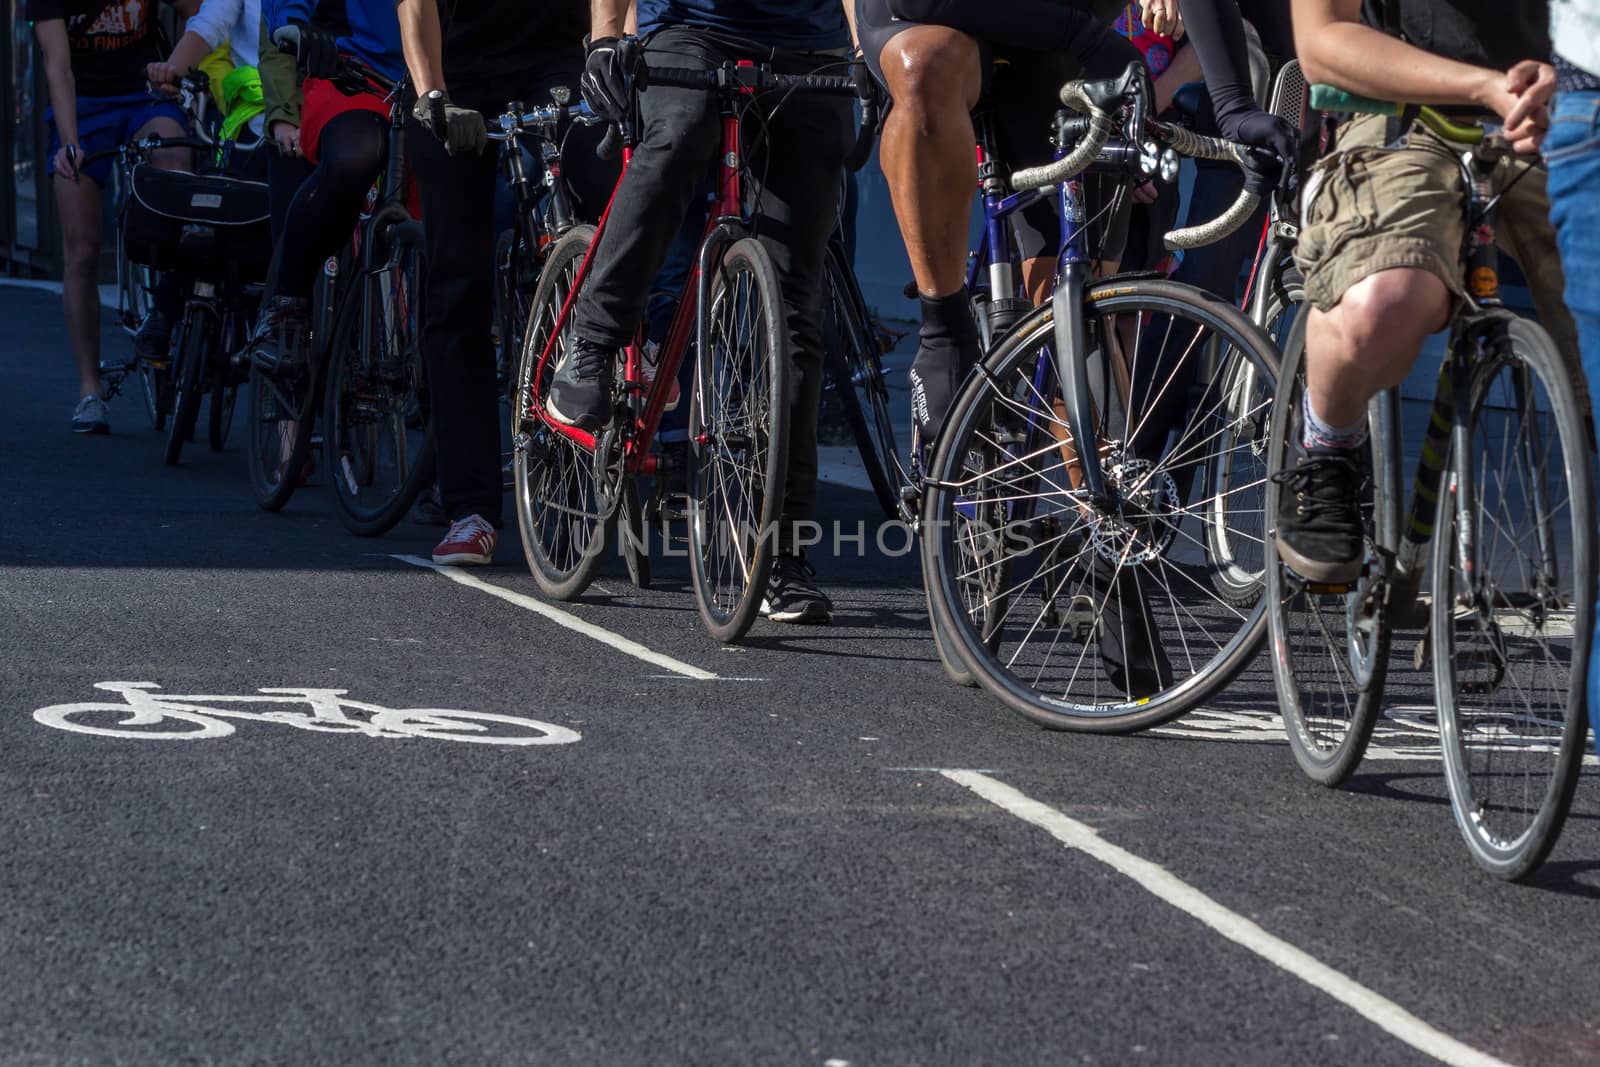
left=879, top=26, right=983, bottom=299
left=1304, top=267, right=1450, bottom=427
left=53, top=174, right=104, bottom=398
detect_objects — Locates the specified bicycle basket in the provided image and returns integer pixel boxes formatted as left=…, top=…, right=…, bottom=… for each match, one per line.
left=123, top=164, right=272, bottom=280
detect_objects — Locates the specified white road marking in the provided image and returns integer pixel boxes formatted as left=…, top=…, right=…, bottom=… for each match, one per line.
left=941, top=770, right=1514, bottom=1067
left=391, top=556, right=717, bottom=680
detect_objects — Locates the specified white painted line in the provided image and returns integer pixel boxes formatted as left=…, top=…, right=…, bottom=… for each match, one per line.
left=941, top=770, right=1514, bottom=1067
left=391, top=555, right=718, bottom=680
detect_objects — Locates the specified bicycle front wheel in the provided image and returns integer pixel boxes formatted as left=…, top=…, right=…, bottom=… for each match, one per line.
left=1434, top=316, right=1594, bottom=880
left=688, top=237, right=790, bottom=643
left=513, top=224, right=610, bottom=600
left=325, top=222, right=436, bottom=537
left=246, top=358, right=320, bottom=512
left=822, top=244, right=901, bottom=518
left=922, top=280, right=1278, bottom=731
left=164, top=307, right=210, bottom=466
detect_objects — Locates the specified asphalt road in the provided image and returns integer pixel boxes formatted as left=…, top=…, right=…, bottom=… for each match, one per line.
left=3, top=284, right=1599, bottom=1067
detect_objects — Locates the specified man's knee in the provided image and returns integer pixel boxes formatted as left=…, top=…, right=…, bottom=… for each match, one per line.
left=62, top=232, right=100, bottom=274
left=881, top=27, right=982, bottom=120
left=1323, top=268, right=1450, bottom=357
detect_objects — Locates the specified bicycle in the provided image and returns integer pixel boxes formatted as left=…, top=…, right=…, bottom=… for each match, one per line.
left=1265, top=88, right=1595, bottom=880
left=249, top=34, right=434, bottom=538
left=919, top=63, right=1284, bottom=731
left=511, top=58, right=879, bottom=641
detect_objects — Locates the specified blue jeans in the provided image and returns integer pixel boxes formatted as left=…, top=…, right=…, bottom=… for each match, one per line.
left=1545, top=89, right=1600, bottom=757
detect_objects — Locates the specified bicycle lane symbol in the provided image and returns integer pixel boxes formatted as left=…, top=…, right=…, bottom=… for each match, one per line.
left=32, top=682, right=581, bottom=747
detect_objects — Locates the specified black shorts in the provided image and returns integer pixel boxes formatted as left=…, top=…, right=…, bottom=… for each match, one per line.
left=856, top=0, right=1140, bottom=262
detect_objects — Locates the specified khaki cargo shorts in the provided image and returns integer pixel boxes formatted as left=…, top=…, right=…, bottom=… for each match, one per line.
left=1295, top=112, right=1578, bottom=371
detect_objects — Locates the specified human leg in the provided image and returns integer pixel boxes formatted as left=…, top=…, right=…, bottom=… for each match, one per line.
left=53, top=172, right=105, bottom=407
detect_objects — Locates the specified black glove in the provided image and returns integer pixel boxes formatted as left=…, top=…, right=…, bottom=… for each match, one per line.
left=413, top=89, right=488, bottom=156
left=580, top=35, right=641, bottom=127
left=1230, top=109, right=1299, bottom=204
left=288, top=21, right=340, bottom=80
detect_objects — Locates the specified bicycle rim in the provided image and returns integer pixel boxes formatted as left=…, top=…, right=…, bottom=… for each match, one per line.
left=823, top=247, right=901, bottom=518
left=326, top=223, right=436, bottom=536
left=688, top=237, right=790, bottom=643
left=1264, top=313, right=1388, bottom=784
left=923, top=281, right=1277, bottom=731
left=513, top=224, right=609, bottom=600
left=1434, top=317, right=1594, bottom=880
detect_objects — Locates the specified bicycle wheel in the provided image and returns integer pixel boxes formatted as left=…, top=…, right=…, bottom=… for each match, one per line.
left=922, top=280, right=1278, bottom=731
left=208, top=373, right=238, bottom=451
left=513, top=224, right=610, bottom=600
left=1264, top=313, right=1388, bottom=785
left=822, top=245, right=901, bottom=518
left=688, top=237, right=789, bottom=643
left=164, top=307, right=210, bottom=466
left=325, top=222, right=437, bottom=537
left=246, top=357, right=320, bottom=512
left=1434, top=317, right=1594, bottom=880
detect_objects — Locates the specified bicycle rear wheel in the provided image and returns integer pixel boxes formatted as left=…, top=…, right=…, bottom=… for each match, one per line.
left=1434, top=317, right=1594, bottom=880
left=688, top=237, right=789, bottom=643
left=246, top=360, right=320, bottom=512
left=513, top=224, right=610, bottom=600
left=325, top=222, right=436, bottom=537
left=922, top=280, right=1278, bottom=731
left=1264, top=313, right=1388, bottom=784
left=164, top=307, right=210, bottom=466
left=822, top=244, right=901, bottom=518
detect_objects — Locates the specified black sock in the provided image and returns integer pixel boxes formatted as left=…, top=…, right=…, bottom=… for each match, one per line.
left=909, top=288, right=981, bottom=444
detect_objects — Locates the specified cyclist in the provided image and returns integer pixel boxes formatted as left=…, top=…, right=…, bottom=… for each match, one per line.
left=29, top=0, right=194, bottom=434
left=147, top=0, right=266, bottom=146
left=856, top=0, right=1293, bottom=694
left=1274, top=0, right=1573, bottom=584
left=1542, top=0, right=1600, bottom=756
left=552, top=0, right=855, bottom=624
left=252, top=0, right=407, bottom=368
left=395, top=0, right=609, bottom=566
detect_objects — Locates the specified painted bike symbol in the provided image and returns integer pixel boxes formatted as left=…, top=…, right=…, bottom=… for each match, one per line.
left=33, top=682, right=581, bottom=746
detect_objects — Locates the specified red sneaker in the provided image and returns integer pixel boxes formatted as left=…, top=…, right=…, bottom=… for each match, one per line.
left=432, top=514, right=497, bottom=565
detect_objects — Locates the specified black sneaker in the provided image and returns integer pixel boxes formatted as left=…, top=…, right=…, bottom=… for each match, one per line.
left=761, top=552, right=833, bottom=625
left=249, top=296, right=310, bottom=376
left=545, top=336, right=615, bottom=431
left=1272, top=442, right=1365, bottom=584
left=132, top=309, right=172, bottom=363
left=1095, top=558, right=1173, bottom=699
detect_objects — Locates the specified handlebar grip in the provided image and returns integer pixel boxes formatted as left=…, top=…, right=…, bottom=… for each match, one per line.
left=647, top=66, right=719, bottom=91
left=1165, top=188, right=1261, bottom=251
left=843, top=95, right=880, bottom=173
left=1009, top=81, right=1114, bottom=191
left=769, top=72, right=860, bottom=95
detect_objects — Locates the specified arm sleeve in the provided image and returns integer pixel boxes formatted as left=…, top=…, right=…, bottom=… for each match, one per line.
left=184, top=0, right=245, bottom=49
left=258, top=13, right=302, bottom=126
left=1177, top=0, right=1258, bottom=139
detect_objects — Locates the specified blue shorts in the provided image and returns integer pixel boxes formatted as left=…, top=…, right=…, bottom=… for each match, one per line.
left=47, top=93, right=189, bottom=188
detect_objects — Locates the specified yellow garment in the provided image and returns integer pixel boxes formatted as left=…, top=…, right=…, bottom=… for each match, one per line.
left=196, top=41, right=234, bottom=111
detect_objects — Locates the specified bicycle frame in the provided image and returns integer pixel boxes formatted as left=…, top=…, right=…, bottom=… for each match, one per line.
left=530, top=68, right=757, bottom=478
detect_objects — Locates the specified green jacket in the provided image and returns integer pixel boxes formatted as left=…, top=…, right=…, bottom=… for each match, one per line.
left=258, top=15, right=301, bottom=131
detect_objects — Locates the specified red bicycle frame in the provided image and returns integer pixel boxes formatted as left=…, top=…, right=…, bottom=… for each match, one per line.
left=529, top=62, right=760, bottom=478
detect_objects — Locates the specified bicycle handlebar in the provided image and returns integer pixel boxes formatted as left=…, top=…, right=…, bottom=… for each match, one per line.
left=1008, top=73, right=1270, bottom=251
left=485, top=102, right=589, bottom=143
left=75, top=134, right=213, bottom=171
left=642, top=62, right=882, bottom=172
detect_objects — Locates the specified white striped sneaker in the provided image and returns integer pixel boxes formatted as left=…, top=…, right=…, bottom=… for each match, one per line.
left=431, top=514, right=497, bottom=566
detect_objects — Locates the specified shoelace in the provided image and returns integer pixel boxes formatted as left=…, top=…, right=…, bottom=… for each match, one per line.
left=1271, top=455, right=1361, bottom=514
left=445, top=515, right=493, bottom=544
left=568, top=341, right=612, bottom=380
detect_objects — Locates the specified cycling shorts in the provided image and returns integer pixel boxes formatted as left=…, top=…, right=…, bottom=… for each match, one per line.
left=855, top=0, right=1140, bottom=262
left=47, top=93, right=188, bottom=188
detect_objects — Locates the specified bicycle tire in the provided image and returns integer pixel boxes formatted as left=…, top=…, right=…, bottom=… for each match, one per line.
left=208, top=376, right=238, bottom=451
left=688, top=237, right=790, bottom=643
left=513, top=224, right=610, bottom=600
left=822, top=245, right=901, bottom=518
left=1264, top=312, right=1388, bottom=785
left=922, top=280, right=1279, bottom=732
left=325, top=221, right=437, bottom=537
left=246, top=360, right=321, bottom=512
left=1434, top=316, right=1594, bottom=880
left=164, top=307, right=210, bottom=466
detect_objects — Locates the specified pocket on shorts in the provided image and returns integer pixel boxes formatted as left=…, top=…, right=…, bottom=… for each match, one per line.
left=1297, top=147, right=1382, bottom=268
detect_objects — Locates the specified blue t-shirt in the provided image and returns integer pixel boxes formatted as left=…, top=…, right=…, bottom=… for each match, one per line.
left=637, top=0, right=850, bottom=51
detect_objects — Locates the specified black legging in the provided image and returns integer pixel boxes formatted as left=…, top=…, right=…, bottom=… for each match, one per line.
left=269, top=109, right=388, bottom=300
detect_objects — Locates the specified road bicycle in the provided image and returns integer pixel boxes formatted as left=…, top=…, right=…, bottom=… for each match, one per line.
left=919, top=63, right=1284, bottom=731
left=512, top=57, right=878, bottom=641
left=1265, top=89, right=1594, bottom=880
left=249, top=37, right=434, bottom=538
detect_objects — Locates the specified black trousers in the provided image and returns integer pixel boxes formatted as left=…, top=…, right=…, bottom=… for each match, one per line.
left=570, top=26, right=854, bottom=547
left=411, top=69, right=609, bottom=525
